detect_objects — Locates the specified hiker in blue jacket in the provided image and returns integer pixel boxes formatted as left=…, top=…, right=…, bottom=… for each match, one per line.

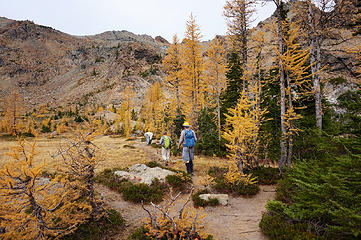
left=177, top=122, right=197, bottom=175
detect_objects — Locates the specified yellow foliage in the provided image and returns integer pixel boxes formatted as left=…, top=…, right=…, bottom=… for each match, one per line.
left=180, top=14, right=204, bottom=127
left=197, top=175, right=216, bottom=190
left=224, top=161, right=258, bottom=185
left=3, top=90, right=23, bottom=135
left=0, top=139, right=88, bottom=239
left=141, top=81, right=165, bottom=134
left=143, top=190, right=209, bottom=239
left=223, top=85, right=267, bottom=172
left=117, top=86, right=135, bottom=137
left=162, top=35, right=183, bottom=111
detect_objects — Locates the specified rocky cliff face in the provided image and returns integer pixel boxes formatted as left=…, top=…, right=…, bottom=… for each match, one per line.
left=0, top=17, right=168, bottom=110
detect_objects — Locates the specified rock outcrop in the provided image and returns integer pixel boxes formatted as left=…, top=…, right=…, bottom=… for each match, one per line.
left=199, top=194, right=229, bottom=206
left=114, top=163, right=175, bottom=185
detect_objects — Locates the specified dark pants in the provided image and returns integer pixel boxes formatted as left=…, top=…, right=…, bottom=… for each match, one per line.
left=145, top=135, right=152, bottom=145
left=185, top=160, right=193, bottom=174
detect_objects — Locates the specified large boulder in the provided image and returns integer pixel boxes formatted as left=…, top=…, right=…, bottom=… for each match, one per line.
left=94, top=110, right=118, bottom=122
left=199, top=194, right=229, bottom=206
left=114, top=163, right=175, bottom=185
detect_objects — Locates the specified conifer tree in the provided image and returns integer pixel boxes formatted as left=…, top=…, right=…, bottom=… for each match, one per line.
left=280, top=22, right=312, bottom=168
left=181, top=14, right=204, bottom=128
left=224, top=0, right=256, bottom=89
left=204, top=37, right=227, bottom=139
left=223, top=87, right=266, bottom=173
left=55, top=129, right=103, bottom=218
left=118, top=86, right=134, bottom=138
left=269, top=0, right=288, bottom=172
left=162, top=35, right=182, bottom=111
left=220, top=52, right=244, bottom=123
left=3, top=91, right=23, bottom=135
left=0, top=139, right=87, bottom=239
left=142, top=81, right=165, bottom=134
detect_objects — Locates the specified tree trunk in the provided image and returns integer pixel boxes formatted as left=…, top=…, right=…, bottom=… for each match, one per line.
left=287, top=75, right=293, bottom=167
left=314, top=38, right=322, bottom=130
left=276, top=2, right=287, bottom=173
left=216, top=68, right=221, bottom=140
left=308, top=1, right=322, bottom=130
left=176, top=78, right=180, bottom=111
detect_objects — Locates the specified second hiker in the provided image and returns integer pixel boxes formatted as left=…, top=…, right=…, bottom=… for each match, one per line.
left=158, top=131, right=172, bottom=165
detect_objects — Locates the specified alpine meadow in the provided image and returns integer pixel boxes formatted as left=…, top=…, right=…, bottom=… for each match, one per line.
left=0, top=0, right=360, bottom=239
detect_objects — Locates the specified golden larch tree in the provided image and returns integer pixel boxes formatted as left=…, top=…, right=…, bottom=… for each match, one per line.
left=162, top=35, right=183, bottom=111
left=3, top=90, right=23, bottom=135
left=181, top=14, right=204, bottom=128
left=279, top=22, right=312, bottom=169
left=222, top=86, right=266, bottom=173
left=142, top=81, right=165, bottom=135
left=204, top=37, right=227, bottom=140
left=0, top=139, right=88, bottom=239
left=118, top=86, right=135, bottom=138
left=55, top=127, right=103, bottom=218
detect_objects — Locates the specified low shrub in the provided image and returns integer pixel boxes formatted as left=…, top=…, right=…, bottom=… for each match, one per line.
left=165, top=173, right=192, bottom=192
left=150, top=143, right=162, bottom=149
left=259, top=212, right=323, bottom=240
left=127, top=226, right=152, bottom=240
left=192, top=189, right=219, bottom=207
left=62, top=209, right=125, bottom=240
left=96, top=169, right=167, bottom=203
left=41, top=125, right=51, bottom=133
left=121, top=179, right=166, bottom=203
left=123, top=144, right=136, bottom=149
left=145, top=161, right=163, bottom=168
left=244, top=166, right=280, bottom=185
left=128, top=226, right=214, bottom=240
left=208, top=166, right=260, bottom=196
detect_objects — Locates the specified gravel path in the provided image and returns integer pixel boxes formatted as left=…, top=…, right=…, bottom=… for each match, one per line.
left=96, top=141, right=275, bottom=240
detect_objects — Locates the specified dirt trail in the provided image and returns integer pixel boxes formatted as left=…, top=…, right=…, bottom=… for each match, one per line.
left=96, top=141, right=275, bottom=240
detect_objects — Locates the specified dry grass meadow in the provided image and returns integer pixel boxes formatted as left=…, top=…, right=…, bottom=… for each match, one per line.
left=0, top=133, right=229, bottom=175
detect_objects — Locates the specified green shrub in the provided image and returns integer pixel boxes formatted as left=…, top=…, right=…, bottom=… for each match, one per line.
left=123, top=144, right=136, bottom=149
left=41, top=124, right=51, bottom=133
left=127, top=226, right=152, bottom=240
left=259, top=212, right=323, bottom=240
left=150, top=143, right=162, bottom=149
left=195, top=108, right=227, bottom=157
left=145, top=161, right=163, bottom=168
left=61, top=209, right=125, bottom=240
left=21, top=132, right=35, bottom=138
left=121, top=179, right=166, bottom=203
left=165, top=173, right=192, bottom=193
left=208, top=167, right=260, bottom=196
left=244, top=166, right=280, bottom=185
left=260, top=137, right=361, bottom=239
left=192, top=189, right=219, bottom=207
left=329, top=77, right=347, bottom=85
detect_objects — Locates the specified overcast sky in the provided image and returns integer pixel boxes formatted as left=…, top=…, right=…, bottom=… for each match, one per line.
left=1, top=0, right=276, bottom=42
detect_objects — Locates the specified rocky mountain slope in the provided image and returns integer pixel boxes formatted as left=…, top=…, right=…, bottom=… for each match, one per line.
left=0, top=17, right=168, bottom=110
left=0, top=2, right=359, bottom=111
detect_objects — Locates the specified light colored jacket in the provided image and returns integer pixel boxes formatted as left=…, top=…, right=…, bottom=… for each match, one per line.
left=178, top=129, right=197, bottom=148
left=144, top=132, right=153, bottom=140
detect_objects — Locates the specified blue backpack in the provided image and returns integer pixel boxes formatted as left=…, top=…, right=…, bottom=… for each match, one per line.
left=184, top=130, right=195, bottom=148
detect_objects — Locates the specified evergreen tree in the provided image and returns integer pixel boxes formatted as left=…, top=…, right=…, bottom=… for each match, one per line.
left=220, top=52, right=244, bottom=124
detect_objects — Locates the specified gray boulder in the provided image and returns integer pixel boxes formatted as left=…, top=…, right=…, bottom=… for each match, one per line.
left=199, top=194, right=229, bottom=206
left=114, top=163, right=175, bottom=185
